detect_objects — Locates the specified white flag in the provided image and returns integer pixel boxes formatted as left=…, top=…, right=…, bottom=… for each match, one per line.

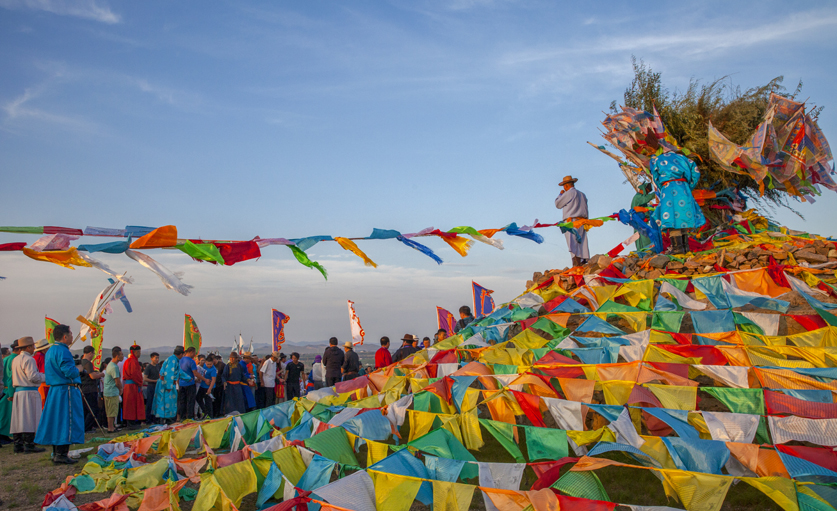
left=348, top=300, right=365, bottom=345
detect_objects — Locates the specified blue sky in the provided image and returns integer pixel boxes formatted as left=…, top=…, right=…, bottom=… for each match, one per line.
left=1, top=0, right=836, bottom=350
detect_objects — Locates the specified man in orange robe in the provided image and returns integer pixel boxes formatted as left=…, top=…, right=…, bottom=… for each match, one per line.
left=122, top=345, right=146, bottom=426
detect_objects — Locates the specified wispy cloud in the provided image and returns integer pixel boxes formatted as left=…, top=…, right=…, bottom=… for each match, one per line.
left=2, top=80, right=94, bottom=130
left=0, top=0, right=120, bottom=23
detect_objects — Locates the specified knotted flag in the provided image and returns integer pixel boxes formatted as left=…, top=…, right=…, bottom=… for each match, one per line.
left=348, top=300, right=365, bottom=345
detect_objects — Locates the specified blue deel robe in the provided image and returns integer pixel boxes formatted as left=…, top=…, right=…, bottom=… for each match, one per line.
left=650, top=152, right=706, bottom=229
left=153, top=355, right=179, bottom=419
left=35, top=343, right=84, bottom=446
left=240, top=360, right=256, bottom=410
left=222, top=363, right=247, bottom=415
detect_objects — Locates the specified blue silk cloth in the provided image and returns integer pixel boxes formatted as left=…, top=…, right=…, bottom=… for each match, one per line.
left=35, top=343, right=84, bottom=446
left=650, top=152, right=706, bottom=229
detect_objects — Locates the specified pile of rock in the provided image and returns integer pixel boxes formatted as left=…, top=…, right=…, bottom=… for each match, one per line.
left=527, top=239, right=837, bottom=292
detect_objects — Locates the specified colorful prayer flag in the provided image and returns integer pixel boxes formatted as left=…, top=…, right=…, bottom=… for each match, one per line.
left=348, top=300, right=365, bottom=346
left=45, top=316, right=59, bottom=344
left=184, top=314, right=202, bottom=354
left=436, top=307, right=456, bottom=336
left=472, top=281, right=495, bottom=318
left=271, top=309, right=290, bottom=352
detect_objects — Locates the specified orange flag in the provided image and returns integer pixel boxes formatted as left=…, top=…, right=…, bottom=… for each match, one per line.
left=129, top=225, right=178, bottom=249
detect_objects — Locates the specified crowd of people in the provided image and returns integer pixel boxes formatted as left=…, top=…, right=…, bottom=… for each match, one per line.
left=0, top=315, right=469, bottom=464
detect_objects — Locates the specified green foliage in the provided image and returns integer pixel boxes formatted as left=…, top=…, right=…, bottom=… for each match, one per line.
left=612, top=57, right=811, bottom=221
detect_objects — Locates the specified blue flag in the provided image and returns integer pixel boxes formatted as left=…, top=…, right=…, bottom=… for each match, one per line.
left=272, top=309, right=290, bottom=352
left=472, top=281, right=495, bottom=318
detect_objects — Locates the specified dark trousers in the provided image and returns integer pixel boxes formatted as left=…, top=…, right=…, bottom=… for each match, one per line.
left=83, top=391, right=100, bottom=432
left=177, top=384, right=197, bottom=420
left=196, top=387, right=212, bottom=418
left=144, top=384, right=156, bottom=423
left=263, top=387, right=276, bottom=408
left=53, top=444, right=70, bottom=456
left=255, top=387, right=266, bottom=410
left=286, top=383, right=301, bottom=400
left=13, top=433, right=35, bottom=451
left=212, top=385, right=224, bottom=417
left=325, top=375, right=340, bottom=387
left=343, top=372, right=358, bottom=381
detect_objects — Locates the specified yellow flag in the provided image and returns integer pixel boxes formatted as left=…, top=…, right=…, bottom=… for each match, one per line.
left=601, top=380, right=634, bottom=405
left=740, top=477, right=799, bottom=511
left=191, top=473, right=222, bottom=511
left=201, top=418, right=232, bottom=449
left=662, top=470, right=732, bottom=511
left=22, top=247, right=92, bottom=269
left=334, top=237, right=378, bottom=267
left=433, top=480, right=475, bottom=511
left=645, top=384, right=697, bottom=410
left=126, top=458, right=169, bottom=491
left=170, top=425, right=199, bottom=458
left=370, top=470, right=422, bottom=511
left=272, top=446, right=308, bottom=486
left=367, top=440, right=390, bottom=467
left=213, top=460, right=257, bottom=508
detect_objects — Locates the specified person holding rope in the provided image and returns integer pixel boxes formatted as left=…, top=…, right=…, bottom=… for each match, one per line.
left=35, top=324, right=84, bottom=465
left=555, top=175, right=590, bottom=267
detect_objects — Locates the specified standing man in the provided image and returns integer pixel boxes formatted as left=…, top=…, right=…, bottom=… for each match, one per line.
left=196, top=355, right=216, bottom=419
left=122, top=345, right=145, bottom=427
left=178, top=347, right=204, bottom=421
left=341, top=342, right=360, bottom=381
left=143, top=352, right=160, bottom=424
left=103, top=347, right=124, bottom=433
left=393, top=334, right=416, bottom=362
left=79, top=346, right=103, bottom=432
left=0, top=340, right=19, bottom=442
left=554, top=175, right=590, bottom=267
left=10, top=337, right=46, bottom=453
left=454, top=307, right=474, bottom=333
left=153, top=348, right=182, bottom=424
left=375, top=337, right=392, bottom=370
left=322, top=337, right=344, bottom=387
left=212, top=355, right=225, bottom=418
left=35, top=325, right=84, bottom=465
left=284, top=353, right=305, bottom=400
left=260, top=352, right=278, bottom=409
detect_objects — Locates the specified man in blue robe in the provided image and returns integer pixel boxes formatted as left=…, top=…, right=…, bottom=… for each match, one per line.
left=35, top=324, right=84, bottom=464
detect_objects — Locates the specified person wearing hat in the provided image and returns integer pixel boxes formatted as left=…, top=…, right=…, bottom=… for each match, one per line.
left=392, top=334, right=417, bottom=363
left=322, top=337, right=344, bottom=387
left=35, top=324, right=84, bottom=464
left=33, top=339, right=50, bottom=407
left=341, top=342, right=360, bottom=381
left=555, top=175, right=590, bottom=267
left=0, top=339, right=20, bottom=442
left=10, top=336, right=46, bottom=453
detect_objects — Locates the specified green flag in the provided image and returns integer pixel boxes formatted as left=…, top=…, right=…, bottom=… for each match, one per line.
left=45, top=316, right=60, bottom=344
left=184, top=314, right=202, bottom=354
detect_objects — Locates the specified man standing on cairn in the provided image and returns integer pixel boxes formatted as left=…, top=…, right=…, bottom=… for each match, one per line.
left=555, top=175, right=590, bottom=267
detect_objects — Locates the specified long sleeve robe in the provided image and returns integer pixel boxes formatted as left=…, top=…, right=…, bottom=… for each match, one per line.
left=10, top=351, right=45, bottom=434
left=35, top=343, right=84, bottom=446
left=0, top=353, right=15, bottom=437
left=122, top=353, right=146, bottom=421
left=555, top=187, right=590, bottom=259
left=153, top=355, right=179, bottom=419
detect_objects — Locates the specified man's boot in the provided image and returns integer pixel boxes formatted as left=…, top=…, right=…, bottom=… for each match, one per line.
left=24, top=433, right=45, bottom=453
left=53, top=445, right=78, bottom=465
left=680, top=234, right=691, bottom=255
left=13, top=433, right=25, bottom=454
left=571, top=256, right=581, bottom=267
